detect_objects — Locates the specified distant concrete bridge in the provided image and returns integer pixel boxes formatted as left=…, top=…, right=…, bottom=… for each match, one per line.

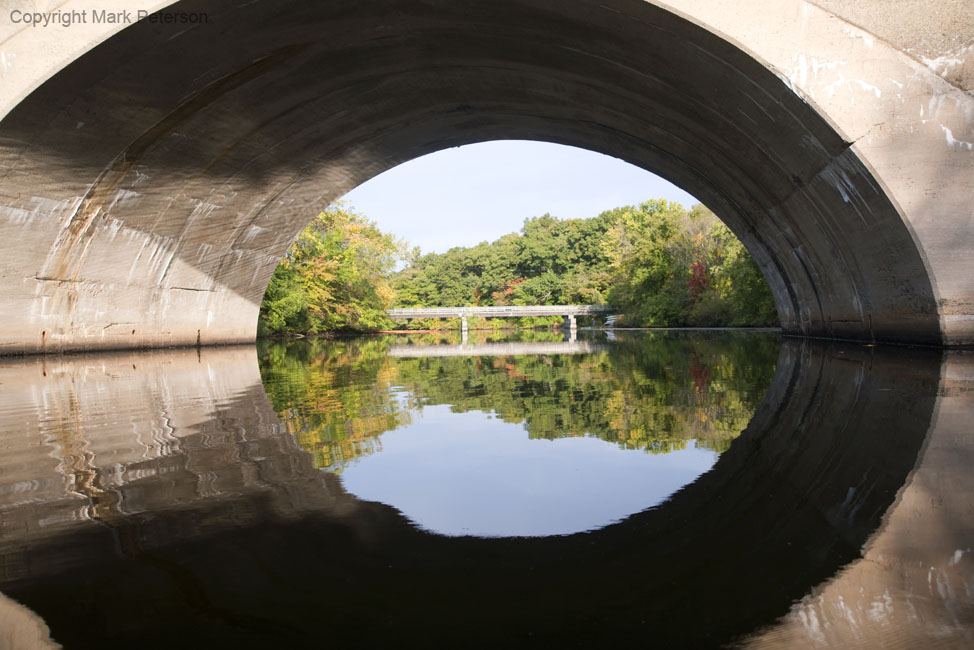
left=0, top=1, right=972, bottom=353
left=387, top=305, right=614, bottom=333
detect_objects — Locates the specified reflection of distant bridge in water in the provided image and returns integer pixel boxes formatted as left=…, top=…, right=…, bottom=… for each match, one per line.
left=386, top=305, right=616, bottom=336
left=386, top=340, right=610, bottom=358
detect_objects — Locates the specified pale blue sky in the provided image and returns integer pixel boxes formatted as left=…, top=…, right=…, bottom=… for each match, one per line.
left=341, top=405, right=716, bottom=537
left=342, top=140, right=699, bottom=255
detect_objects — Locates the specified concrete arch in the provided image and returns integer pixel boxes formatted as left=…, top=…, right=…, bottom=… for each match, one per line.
left=0, top=0, right=971, bottom=353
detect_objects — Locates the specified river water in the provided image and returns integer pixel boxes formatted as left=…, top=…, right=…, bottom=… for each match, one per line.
left=0, top=330, right=971, bottom=648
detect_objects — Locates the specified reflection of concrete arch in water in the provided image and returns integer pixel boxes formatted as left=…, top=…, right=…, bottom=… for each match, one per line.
left=740, top=348, right=974, bottom=650
left=0, top=341, right=970, bottom=648
left=386, top=340, right=610, bottom=358
left=0, top=347, right=343, bottom=551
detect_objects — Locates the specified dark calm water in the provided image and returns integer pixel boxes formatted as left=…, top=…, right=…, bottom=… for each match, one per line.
left=0, top=331, right=971, bottom=649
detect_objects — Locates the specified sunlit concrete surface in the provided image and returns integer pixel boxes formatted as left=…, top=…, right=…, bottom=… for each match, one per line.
left=0, top=0, right=971, bottom=352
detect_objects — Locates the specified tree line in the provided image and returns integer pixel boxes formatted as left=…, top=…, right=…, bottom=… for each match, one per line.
left=258, top=199, right=778, bottom=335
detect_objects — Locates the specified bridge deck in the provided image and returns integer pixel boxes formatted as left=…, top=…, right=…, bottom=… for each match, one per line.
left=387, top=305, right=615, bottom=319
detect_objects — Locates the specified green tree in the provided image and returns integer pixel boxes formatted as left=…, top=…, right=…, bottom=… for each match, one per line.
left=258, top=202, right=408, bottom=335
left=604, top=200, right=684, bottom=325
left=604, top=201, right=778, bottom=327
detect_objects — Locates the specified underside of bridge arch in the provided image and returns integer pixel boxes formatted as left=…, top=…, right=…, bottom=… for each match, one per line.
left=0, top=0, right=961, bottom=353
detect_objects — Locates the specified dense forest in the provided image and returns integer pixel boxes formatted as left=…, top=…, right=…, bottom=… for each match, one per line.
left=258, top=199, right=778, bottom=335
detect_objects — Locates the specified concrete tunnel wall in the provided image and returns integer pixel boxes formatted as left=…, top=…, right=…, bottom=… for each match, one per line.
left=0, top=0, right=971, bottom=353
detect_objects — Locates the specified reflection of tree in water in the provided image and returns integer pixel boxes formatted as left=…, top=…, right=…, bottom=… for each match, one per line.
left=258, top=332, right=779, bottom=471
left=258, top=337, right=410, bottom=472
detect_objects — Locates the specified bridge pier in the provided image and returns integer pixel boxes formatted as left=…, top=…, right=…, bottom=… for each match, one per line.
left=564, top=315, right=577, bottom=343
left=460, top=316, right=469, bottom=337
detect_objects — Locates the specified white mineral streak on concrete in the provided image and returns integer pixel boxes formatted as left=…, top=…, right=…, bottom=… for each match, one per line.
left=242, top=224, right=268, bottom=242
left=126, top=231, right=177, bottom=284
left=853, top=79, right=881, bottom=98
left=942, top=125, right=974, bottom=151
left=823, top=166, right=853, bottom=203
left=922, top=45, right=974, bottom=76
left=105, top=218, right=124, bottom=241
left=145, top=237, right=176, bottom=285
left=2, top=205, right=30, bottom=226
left=187, top=199, right=220, bottom=222
left=787, top=55, right=849, bottom=92
left=0, top=52, right=16, bottom=71
left=196, top=242, right=214, bottom=261
left=132, top=168, right=151, bottom=184
left=105, top=188, right=142, bottom=212
left=3, top=196, right=74, bottom=228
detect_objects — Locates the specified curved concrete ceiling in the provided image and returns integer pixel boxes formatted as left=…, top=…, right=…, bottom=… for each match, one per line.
left=0, top=0, right=971, bottom=352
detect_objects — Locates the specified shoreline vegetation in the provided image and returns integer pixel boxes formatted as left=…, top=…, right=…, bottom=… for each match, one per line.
left=258, top=200, right=778, bottom=338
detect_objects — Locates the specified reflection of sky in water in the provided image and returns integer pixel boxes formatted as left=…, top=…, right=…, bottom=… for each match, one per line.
left=340, top=405, right=717, bottom=537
